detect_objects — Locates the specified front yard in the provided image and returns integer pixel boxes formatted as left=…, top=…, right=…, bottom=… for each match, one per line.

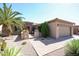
left=1, top=35, right=37, bottom=56
left=0, top=35, right=79, bottom=56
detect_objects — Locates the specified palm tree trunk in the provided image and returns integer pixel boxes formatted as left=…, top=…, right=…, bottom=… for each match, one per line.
left=2, top=25, right=11, bottom=37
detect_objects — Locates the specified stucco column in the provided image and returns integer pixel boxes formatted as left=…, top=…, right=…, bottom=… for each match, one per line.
left=71, top=26, right=73, bottom=36
left=29, top=26, right=32, bottom=33
left=56, top=25, right=59, bottom=39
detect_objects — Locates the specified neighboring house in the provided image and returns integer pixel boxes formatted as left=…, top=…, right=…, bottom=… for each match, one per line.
left=48, top=18, right=75, bottom=39
left=24, top=21, right=34, bottom=34
left=74, top=25, right=79, bottom=35
left=12, top=21, right=34, bottom=35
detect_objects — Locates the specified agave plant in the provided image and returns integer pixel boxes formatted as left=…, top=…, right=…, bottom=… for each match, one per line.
left=65, top=39, right=79, bottom=56
left=0, top=47, right=21, bottom=56
left=0, top=3, right=24, bottom=36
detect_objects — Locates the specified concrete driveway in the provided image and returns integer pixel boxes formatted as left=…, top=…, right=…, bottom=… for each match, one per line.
left=45, top=47, right=65, bottom=56
left=29, top=35, right=79, bottom=56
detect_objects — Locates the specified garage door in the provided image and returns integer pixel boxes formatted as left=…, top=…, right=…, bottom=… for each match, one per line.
left=59, top=26, right=70, bottom=37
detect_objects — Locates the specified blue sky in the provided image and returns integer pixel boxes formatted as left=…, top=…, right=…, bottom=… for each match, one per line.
left=0, top=3, right=79, bottom=25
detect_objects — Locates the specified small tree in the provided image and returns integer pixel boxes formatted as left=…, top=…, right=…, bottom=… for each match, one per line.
left=39, top=22, right=50, bottom=38
left=0, top=3, right=24, bottom=36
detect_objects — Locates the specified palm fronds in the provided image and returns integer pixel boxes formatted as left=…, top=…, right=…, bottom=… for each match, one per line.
left=0, top=3, right=24, bottom=36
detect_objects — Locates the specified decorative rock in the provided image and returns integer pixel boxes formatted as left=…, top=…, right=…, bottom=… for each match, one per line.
left=21, top=30, right=29, bottom=40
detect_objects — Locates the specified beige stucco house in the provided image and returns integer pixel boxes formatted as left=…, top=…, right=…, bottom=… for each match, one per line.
left=48, top=18, right=75, bottom=39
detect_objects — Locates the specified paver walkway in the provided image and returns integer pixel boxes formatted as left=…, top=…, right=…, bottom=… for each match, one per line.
left=3, top=35, right=37, bottom=56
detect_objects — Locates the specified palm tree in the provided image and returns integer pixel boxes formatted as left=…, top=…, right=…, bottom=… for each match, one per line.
left=0, top=3, right=24, bottom=36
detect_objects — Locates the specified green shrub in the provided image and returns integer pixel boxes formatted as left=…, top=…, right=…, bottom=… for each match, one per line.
left=0, top=47, right=21, bottom=56
left=38, top=25, right=41, bottom=32
left=39, top=22, right=50, bottom=38
left=65, top=39, right=79, bottom=56
left=0, top=39, right=7, bottom=51
left=1, top=40, right=7, bottom=51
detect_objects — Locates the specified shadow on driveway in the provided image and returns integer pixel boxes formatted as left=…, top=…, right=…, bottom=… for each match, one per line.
left=34, top=36, right=73, bottom=45
left=14, top=35, right=22, bottom=42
